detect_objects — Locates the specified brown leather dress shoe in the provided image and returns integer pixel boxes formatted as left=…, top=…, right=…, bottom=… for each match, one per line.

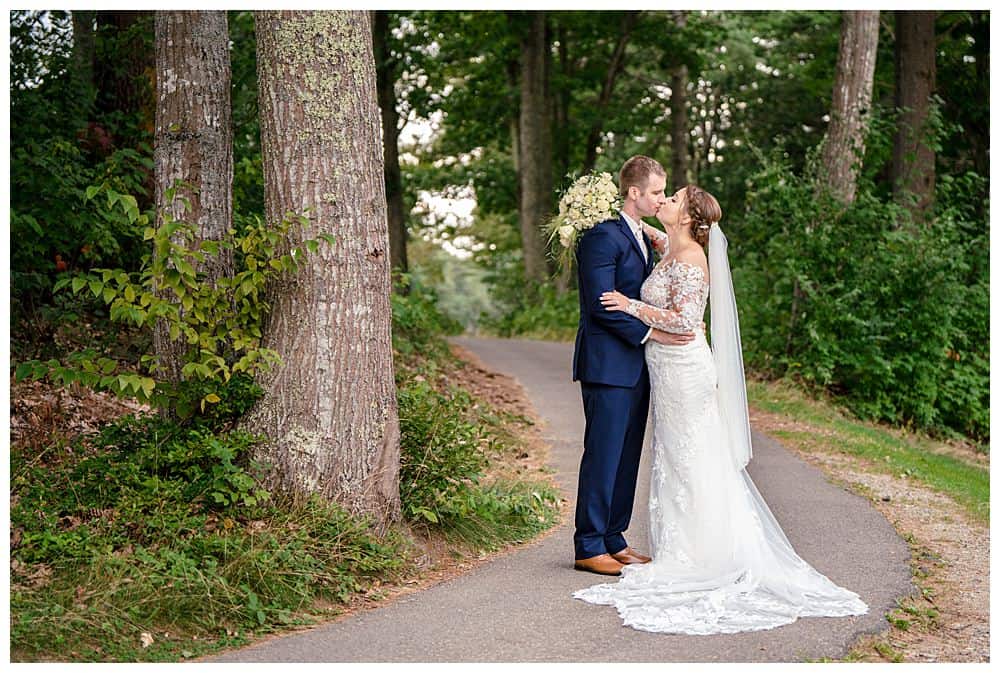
left=574, top=553, right=625, bottom=576
left=610, top=547, right=652, bottom=564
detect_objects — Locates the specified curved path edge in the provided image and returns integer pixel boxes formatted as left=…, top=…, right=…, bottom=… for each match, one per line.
left=211, top=337, right=913, bottom=662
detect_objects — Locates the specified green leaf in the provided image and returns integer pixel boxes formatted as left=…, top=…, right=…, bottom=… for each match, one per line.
left=305, top=239, right=319, bottom=254
left=88, top=279, right=103, bottom=298
left=85, top=184, right=101, bottom=201
left=140, top=378, right=155, bottom=397
left=102, top=287, right=116, bottom=304
left=14, top=361, right=34, bottom=381
left=143, top=227, right=156, bottom=241
left=71, top=277, right=87, bottom=294
left=124, top=285, right=136, bottom=303
left=204, top=393, right=221, bottom=404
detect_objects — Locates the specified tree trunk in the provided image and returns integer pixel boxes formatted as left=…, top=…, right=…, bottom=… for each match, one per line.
left=968, top=11, right=989, bottom=177
left=518, top=11, right=553, bottom=286
left=373, top=10, right=408, bottom=278
left=582, top=11, right=641, bottom=174
left=152, top=11, right=234, bottom=386
left=669, top=11, right=689, bottom=191
left=246, top=11, right=401, bottom=527
left=71, top=10, right=96, bottom=100
left=892, top=10, right=936, bottom=221
left=820, top=10, right=880, bottom=205
left=504, top=16, right=521, bottom=197
left=95, top=11, right=154, bottom=129
left=553, top=22, right=572, bottom=184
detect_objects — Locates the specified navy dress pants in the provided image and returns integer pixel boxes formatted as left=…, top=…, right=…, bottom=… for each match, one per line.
left=574, top=368, right=650, bottom=560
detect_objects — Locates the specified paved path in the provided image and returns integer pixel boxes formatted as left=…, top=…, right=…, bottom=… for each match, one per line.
left=212, top=337, right=912, bottom=662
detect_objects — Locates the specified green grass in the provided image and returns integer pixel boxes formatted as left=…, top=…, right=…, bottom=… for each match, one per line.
left=747, top=378, right=989, bottom=524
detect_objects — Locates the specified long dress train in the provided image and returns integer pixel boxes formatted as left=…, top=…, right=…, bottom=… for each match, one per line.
left=573, top=256, right=868, bottom=635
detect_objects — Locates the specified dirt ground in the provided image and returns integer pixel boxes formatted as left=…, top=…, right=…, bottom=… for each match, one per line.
left=749, top=406, right=990, bottom=663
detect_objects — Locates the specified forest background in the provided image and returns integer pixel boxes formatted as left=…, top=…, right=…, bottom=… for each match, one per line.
left=7, top=8, right=989, bottom=662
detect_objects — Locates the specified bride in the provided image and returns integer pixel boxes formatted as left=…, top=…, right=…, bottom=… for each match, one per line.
left=573, top=184, right=868, bottom=635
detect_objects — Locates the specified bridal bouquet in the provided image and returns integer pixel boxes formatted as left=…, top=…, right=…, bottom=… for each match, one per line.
left=545, top=172, right=621, bottom=269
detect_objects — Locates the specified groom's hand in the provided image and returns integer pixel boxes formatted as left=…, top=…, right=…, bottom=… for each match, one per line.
left=648, top=329, right=696, bottom=345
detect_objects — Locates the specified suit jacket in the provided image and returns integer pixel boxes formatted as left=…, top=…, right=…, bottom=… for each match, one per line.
left=572, top=215, right=655, bottom=387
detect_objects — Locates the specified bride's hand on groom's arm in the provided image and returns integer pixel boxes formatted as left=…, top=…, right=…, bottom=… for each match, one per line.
left=599, top=290, right=630, bottom=311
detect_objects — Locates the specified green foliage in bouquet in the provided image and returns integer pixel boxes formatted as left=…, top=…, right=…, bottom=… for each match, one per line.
left=544, top=172, right=622, bottom=271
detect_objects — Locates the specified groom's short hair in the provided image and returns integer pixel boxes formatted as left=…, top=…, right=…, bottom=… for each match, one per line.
left=619, top=155, right=666, bottom=198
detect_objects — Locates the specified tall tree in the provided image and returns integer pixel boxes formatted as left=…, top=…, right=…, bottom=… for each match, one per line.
left=517, top=11, right=553, bottom=285
left=669, top=10, right=689, bottom=191
left=820, top=10, right=880, bottom=204
left=71, top=10, right=96, bottom=101
left=246, top=11, right=401, bottom=526
left=581, top=11, right=641, bottom=173
left=373, top=10, right=409, bottom=277
left=152, top=11, right=234, bottom=386
left=892, top=10, right=936, bottom=221
left=94, top=11, right=154, bottom=136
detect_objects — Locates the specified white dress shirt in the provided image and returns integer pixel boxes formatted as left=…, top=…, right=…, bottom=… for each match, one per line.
left=619, top=211, right=653, bottom=345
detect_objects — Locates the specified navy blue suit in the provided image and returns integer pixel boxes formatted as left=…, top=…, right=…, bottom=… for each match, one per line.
left=573, top=215, right=655, bottom=560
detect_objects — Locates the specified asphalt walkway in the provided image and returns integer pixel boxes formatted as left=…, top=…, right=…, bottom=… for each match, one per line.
left=212, top=337, right=912, bottom=662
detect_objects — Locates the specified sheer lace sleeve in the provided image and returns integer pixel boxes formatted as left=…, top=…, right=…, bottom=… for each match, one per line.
left=625, top=262, right=707, bottom=334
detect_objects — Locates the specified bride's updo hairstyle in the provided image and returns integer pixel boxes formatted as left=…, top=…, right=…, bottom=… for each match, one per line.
left=684, top=185, right=722, bottom=247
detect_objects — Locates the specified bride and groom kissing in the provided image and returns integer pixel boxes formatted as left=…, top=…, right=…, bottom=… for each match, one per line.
left=568, top=155, right=868, bottom=635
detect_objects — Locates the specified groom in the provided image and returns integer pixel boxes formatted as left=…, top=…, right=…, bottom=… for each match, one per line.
left=572, top=155, right=695, bottom=576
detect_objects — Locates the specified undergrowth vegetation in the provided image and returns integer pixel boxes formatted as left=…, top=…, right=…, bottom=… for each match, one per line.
left=11, top=278, right=560, bottom=662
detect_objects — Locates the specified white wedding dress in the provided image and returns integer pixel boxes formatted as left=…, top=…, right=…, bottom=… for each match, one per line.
left=573, top=247, right=868, bottom=635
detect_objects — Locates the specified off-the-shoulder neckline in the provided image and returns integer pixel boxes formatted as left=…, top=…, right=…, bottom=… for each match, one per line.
left=656, top=257, right=708, bottom=280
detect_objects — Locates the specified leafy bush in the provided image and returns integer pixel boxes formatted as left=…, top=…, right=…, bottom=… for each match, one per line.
left=397, top=380, right=559, bottom=547
left=14, top=185, right=334, bottom=420
left=479, top=280, right=580, bottom=341
left=391, top=273, right=464, bottom=363
left=10, top=410, right=407, bottom=661
left=733, top=154, right=988, bottom=442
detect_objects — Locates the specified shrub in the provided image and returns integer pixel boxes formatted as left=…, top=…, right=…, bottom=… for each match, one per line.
left=733, top=155, right=988, bottom=441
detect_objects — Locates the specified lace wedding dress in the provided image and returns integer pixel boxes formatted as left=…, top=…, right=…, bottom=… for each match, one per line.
left=573, top=252, right=868, bottom=635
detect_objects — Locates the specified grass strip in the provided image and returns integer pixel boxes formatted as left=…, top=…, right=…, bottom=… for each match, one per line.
left=747, top=379, right=988, bottom=524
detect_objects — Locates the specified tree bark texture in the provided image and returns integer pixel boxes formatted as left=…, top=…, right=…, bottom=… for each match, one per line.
left=71, top=10, right=96, bottom=98
left=582, top=11, right=641, bottom=174
left=892, top=10, right=936, bottom=221
left=95, top=11, right=154, bottom=128
left=373, top=10, right=408, bottom=276
left=820, top=10, right=880, bottom=205
left=553, top=23, right=572, bottom=183
left=153, top=10, right=234, bottom=385
left=247, top=11, right=401, bottom=526
left=518, top=11, right=553, bottom=286
left=669, top=11, right=689, bottom=192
